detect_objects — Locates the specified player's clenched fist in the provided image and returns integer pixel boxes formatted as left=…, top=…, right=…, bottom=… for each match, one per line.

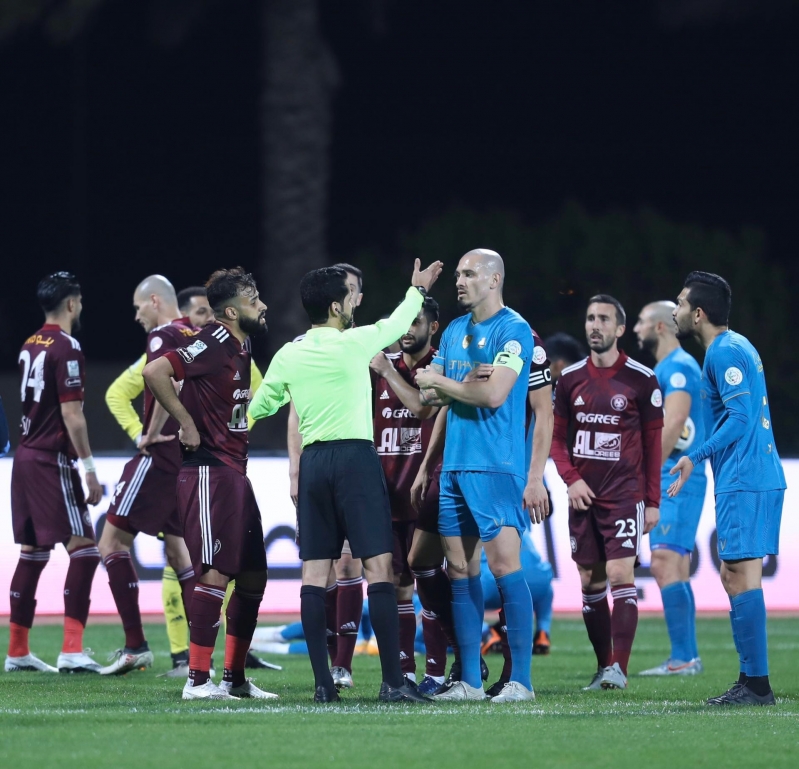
left=179, top=423, right=201, bottom=452
left=567, top=478, right=596, bottom=511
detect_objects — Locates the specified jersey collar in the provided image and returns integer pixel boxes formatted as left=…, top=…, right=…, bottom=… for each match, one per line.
left=587, top=350, right=627, bottom=379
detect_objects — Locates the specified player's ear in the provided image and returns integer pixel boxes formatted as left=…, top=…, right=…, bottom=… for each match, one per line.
left=615, top=324, right=626, bottom=339
left=431, top=320, right=440, bottom=336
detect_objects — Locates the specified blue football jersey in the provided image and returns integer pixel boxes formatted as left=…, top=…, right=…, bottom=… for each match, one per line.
left=433, top=308, right=533, bottom=480
left=655, top=347, right=706, bottom=492
left=689, top=330, right=785, bottom=493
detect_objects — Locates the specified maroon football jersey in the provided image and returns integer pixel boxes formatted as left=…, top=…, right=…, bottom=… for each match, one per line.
left=17, top=324, right=85, bottom=456
left=143, top=317, right=200, bottom=473
left=552, top=351, right=663, bottom=509
left=165, top=322, right=251, bottom=475
left=373, top=348, right=438, bottom=521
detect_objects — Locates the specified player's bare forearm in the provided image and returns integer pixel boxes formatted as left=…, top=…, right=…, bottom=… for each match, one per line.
left=143, top=358, right=194, bottom=431
left=660, top=391, right=691, bottom=466
left=416, top=368, right=515, bottom=409
left=287, top=401, right=302, bottom=474
left=383, top=366, right=437, bottom=419
left=420, top=405, right=448, bottom=471
left=528, top=387, right=553, bottom=481
left=60, top=401, right=94, bottom=460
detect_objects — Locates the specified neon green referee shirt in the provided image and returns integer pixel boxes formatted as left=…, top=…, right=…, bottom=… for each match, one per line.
left=249, top=286, right=423, bottom=447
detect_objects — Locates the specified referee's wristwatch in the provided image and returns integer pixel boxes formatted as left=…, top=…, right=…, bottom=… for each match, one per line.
left=414, top=285, right=428, bottom=297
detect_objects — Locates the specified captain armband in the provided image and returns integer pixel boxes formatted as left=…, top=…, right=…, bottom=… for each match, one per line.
left=492, top=351, right=523, bottom=375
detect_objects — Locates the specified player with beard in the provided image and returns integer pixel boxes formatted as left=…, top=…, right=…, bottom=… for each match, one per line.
left=98, top=276, right=198, bottom=675
left=144, top=267, right=277, bottom=700
left=367, top=296, right=456, bottom=692
left=551, top=295, right=663, bottom=690
left=6, top=272, right=103, bottom=674
left=669, top=272, right=785, bottom=706
left=287, top=264, right=367, bottom=688
left=633, top=301, right=706, bottom=676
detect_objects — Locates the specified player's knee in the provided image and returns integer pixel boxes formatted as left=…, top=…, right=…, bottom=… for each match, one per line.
left=606, top=562, right=634, bottom=586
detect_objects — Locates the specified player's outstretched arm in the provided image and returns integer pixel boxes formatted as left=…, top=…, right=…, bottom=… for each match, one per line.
left=105, top=354, right=146, bottom=444
left=143, top=356, right=200, bottom=451
left=247, top=359, right=264, bottom=431
left=524, top=385, right=554, bottom=523
left=411, top=405, right=448, bottom=512
left=60, top=400, right=102, bottom=505
left=248, top=358, right=291, bottom=422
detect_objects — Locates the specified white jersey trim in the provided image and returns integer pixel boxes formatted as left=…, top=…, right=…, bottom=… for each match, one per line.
left=625, top=359, right=655, bottom=377
left=560, top=358, right=588, bottom=377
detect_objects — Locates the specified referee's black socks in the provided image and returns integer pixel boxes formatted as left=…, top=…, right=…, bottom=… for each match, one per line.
left=300, top=585, right=336, bottom=693
left=367, top=581, right=404, bottom=689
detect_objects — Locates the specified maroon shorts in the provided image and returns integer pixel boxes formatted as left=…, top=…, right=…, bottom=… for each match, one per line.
left=569, top=500, right=645, bottom=565
left=105, top=454, right=182, bottom=538
left=11, top=446, right=94, bottom=548
left=391, top=520, right=417, bottom=581
left=416, top=470, right=441, bottom=534
left=177, top=465, right=266, bottom=577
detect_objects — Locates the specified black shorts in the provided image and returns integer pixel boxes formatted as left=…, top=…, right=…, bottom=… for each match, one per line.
left=297, top=439, right=393, bottom=562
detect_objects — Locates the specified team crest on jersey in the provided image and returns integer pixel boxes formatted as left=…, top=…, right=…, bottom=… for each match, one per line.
left=651, top=388, right=663, bottom=407
left=149, top=336, right=163, bottom=352
left=725, top=367, right=743, bottom=386
left=610, top=394, right=627, bottom=411
left=477, top=337, right=487, bottom=349
left=462, top=335, right=473, bottom=349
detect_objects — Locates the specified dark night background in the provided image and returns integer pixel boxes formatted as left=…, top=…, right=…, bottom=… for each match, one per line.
left=0, top=0, right=796, bottom=452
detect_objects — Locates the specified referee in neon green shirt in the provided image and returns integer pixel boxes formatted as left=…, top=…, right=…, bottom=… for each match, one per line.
left=250, top=259, right=442, bottom=703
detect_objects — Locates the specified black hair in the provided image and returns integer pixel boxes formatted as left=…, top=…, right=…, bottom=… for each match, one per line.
left=37, top=271, right=81, bottom=314
left=587, top=293, right=626, bottom=326
left=205, top=267, right=257, bottom=314
left=683, top=271, right=731, bottom=327
left=300, top=267, right=350, bottom=324
left=177, top=286, right=207, bottom=312
left=421, top=295, right=440, bottom=323
left=542, top=332, right=585, bottom=366
left=331, top=263, right=363, bottom=289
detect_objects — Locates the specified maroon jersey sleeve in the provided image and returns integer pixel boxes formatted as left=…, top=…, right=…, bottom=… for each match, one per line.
left=54, top=345, right=85, bottom=404
left=166, top=328, right=228, bottom=381
left=528, top=330, right=552, bottom=392
left=551, top=372, right=582, bottom=486
left=635, top=368, right=664, bottom=507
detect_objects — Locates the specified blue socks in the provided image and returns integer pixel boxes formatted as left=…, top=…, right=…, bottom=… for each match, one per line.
left=496, top=569, right=533, bottom=690
left=661, top=581, right=695, bottom=662
left=731, top=589, right=769, bottom=678
left=685, top=582, right=698, bottom=659
left=451, top=576, right=484, bottom=688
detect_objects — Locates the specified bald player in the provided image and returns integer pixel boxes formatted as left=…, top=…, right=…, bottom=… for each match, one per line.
left=633, top=301, right=707, bottom=676
left=415, top=249, right=539, bottom=703
left=98, top=275, right=198, bottom=675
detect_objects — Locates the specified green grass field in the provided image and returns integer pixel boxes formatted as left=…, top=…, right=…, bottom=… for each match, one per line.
left=1, top=617, right=797, bottom=768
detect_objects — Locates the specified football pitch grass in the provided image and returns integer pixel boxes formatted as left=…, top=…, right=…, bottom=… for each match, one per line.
left=1, top=617, right=797, bottom=769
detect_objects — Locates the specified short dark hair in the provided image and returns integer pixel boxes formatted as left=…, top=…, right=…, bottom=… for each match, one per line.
left=300, top=267, right=350, bottom=324
left=37, top=271, right=81, bottom=314
left=331, top=263, right=363, bottom=290
left=543, top=332, right=585, bottom=366
left=177, top=286, right=207, bottom=313
left=422, top=296, right=439, bottom=323
left=205, top=267, right=257, bottom=315
left=587, top=293, right=626, bottom=326
left=683, top=271, right=731, bottom=327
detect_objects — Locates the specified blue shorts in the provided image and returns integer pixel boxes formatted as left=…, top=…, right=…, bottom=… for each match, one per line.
left=715, top=490, right=784, bottom=561
left=438, top=470, right=526, bottom=542
left=649, top=482, right=706, bottom=553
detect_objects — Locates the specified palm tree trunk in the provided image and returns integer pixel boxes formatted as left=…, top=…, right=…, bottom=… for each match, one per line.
left=261, top=0, right=339, bottom=347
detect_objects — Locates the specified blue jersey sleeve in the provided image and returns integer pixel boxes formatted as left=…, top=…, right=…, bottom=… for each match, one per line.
left=710, top=344, right=752, bottom=404
left=662, top=359, right=698, bottom=399
left=491, top=316, right=534, bottom=375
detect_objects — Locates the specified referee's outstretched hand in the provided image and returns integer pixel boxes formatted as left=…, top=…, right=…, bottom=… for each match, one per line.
left=412, top=259, right=444, bottom=293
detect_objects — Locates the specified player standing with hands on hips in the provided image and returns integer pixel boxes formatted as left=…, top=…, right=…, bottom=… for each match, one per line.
left=669, top=271, right=785, bottom=706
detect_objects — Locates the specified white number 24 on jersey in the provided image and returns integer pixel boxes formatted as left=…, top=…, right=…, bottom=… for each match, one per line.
left=19, top=350, right=46, bottom=403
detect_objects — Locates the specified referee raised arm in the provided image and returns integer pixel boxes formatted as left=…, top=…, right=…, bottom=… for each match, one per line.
left=250, top=259, right=442, bottom=704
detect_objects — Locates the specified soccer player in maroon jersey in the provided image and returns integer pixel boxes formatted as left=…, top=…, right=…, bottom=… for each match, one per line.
left=143, top=267, right=277, bottom=700
left=287, top=264, right=366, bottom=684
left=551, top=295, right=663, bottom=690
left=367, top=296, right=449, bottom=692
left=6, top=272, right=103, bottom=675
left=97, top=275, right=199, bottom=675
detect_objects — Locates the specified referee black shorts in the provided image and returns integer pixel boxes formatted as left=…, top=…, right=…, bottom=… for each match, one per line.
left=297, top=439, right=393, bottom=562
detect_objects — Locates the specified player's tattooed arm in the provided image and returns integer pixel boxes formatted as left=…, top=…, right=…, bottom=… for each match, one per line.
left=370, top=352, right=440, bottom=419
left=143, top=356, right=200, bottom=451
left=524, top=385, right=554, bottom=523
left=411, top=405, right=448, bottom=511
left=60, top=400, right=103, bottom=505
